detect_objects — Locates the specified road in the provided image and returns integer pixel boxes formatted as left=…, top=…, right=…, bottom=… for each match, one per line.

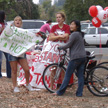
left=2, top=47, right=108, bottom=60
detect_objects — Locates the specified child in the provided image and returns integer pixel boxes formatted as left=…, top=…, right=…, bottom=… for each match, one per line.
left=8, top=16, right=34, bottom=93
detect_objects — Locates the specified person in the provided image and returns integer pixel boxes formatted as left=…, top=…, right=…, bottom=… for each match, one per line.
left=53, top=20, right=86, bottom=97
left=49, top=12, right=70, bottom=42
left=48, top=11, right=70, bottom=89
left=8, top=16, right=34, bottom=93
left=0, top=10, right=11, bottom=78
left=36, top=19, right=52, bottom=44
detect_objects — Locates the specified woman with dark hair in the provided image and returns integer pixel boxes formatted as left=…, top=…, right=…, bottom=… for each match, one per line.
left=53, top=20, right=86, bottom=97
left=0, top=10, right=11, bottom=78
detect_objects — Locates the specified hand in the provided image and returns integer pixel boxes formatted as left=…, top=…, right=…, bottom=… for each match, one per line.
left=59, top=35, right=66, bottom=39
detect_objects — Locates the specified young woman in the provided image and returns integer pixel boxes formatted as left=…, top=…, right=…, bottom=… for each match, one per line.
left=48, top=11, right=70, bottom=89
left=8, top=16, right=34, bottom=93
left=0, top=10, right=11, bottom=78
left=53, top=20, right=86, bottom=97
left=49, top=12, right=70, bottom=41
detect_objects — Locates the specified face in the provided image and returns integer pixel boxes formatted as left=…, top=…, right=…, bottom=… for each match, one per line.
left=56, top=14, right=64, bottom=25
left=14, top=17, right=22, bottom=28
left=70, top=22, right=77, bottom=32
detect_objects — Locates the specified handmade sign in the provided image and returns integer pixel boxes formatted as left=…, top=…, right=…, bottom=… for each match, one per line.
left=18, top=40, right=73, bottom=88
left=0, top=25, right=42, bottom=57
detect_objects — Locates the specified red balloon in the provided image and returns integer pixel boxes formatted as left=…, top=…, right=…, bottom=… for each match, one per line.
left=104, top=7, right=108, bottom=11
left=92, top=17, right=102, bottom=27
left=89, top=5, right=98, bottom=17
left=104, top=7, right=108, bottom=19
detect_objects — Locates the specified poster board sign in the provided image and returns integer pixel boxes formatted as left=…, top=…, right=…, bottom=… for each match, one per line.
left=0, top=25, right=42, bottom=57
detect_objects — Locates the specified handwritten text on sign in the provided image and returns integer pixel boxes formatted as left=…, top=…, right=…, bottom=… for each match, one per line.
left=0, top=25, right=42, bottom=57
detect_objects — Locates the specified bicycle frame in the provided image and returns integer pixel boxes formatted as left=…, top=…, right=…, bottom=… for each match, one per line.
left=57, top=49, right=96, bottom=84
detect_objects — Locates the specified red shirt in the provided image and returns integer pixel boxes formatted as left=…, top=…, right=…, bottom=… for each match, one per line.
left=50, top=24, right=70, bottom=35
left=50, top=24, right=70, bottom=42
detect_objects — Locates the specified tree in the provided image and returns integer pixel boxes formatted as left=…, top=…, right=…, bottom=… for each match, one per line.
left=64, top=0, right=108, bottom=24
left=55, top=0, right=66, bottom=6
left=0, top=0, right=40, bottom=21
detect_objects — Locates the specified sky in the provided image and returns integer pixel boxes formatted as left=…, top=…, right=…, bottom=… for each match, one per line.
left=32, top=0, right=54, bottom=5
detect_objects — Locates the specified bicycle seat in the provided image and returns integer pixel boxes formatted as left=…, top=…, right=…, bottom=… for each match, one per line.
left=86, top=55, right=95, bottom=60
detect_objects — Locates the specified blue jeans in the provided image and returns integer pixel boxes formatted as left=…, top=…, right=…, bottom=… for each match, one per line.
left=0, top=51, right=11, bottom=78
left=57, top=57, right=86, bottom=96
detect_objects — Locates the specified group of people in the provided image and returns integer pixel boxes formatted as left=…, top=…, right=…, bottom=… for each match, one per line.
left=0, top=10, right=86, bottom=97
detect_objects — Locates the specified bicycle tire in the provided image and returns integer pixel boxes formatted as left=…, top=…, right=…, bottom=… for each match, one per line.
left=87, top=66, right=108, bottom=97
left=43, top=63, right=66, bottom=93
left=98, top=62, right=108, bottom=67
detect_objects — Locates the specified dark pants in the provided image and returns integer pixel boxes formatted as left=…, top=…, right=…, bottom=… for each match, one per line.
left=0, top=51, right=11, bottom=78
left=57, top=57, right=86, bottom=96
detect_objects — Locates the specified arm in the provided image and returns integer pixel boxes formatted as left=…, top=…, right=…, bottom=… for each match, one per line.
left=0, top=24, right=5, bottom=33
left=48, top=33, right=69, bottom=41
left=59, top=33, right=76, bottom=50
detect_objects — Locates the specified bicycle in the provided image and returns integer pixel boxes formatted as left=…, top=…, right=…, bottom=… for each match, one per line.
left=42, top=49, right=108, bottom=96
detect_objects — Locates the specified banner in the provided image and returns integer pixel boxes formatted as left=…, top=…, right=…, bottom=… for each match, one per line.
left=18, top=40, right=71, bottom=88
left=0, top=25, right=42, bottom=57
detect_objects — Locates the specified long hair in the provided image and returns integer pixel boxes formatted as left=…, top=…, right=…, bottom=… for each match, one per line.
left=0, top=10, right=5, bottom=23
left=70, top=20, right=84, bottom=37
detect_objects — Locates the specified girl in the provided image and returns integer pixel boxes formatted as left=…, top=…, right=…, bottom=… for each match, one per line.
left=48, top=11, right=70, bottom=90
left=49, top=11, right=70, bottom=41
left=8, top=16, right=34, bottom=93
left=0, top=10, right=11, bottom=78
left=53, top=20, right=86, bottom=97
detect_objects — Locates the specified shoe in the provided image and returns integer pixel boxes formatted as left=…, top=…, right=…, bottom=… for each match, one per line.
left=52, top=92, right=58, bottom=96
left=26, top=84, right=35, bottom=91
left=14, top=87, right=20, bottom=93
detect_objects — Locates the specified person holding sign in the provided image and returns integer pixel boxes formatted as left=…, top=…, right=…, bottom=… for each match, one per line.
left=53, top=20, right=86, bottom=97
left=8, top=16, right=34, bottom=93
left=0, top=10, right=11, bottom=78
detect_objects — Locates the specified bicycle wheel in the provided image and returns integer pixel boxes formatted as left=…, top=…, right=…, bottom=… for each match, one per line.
left=87, top=66, right=108, bottom=96
left=43, top=63, right=66, bottom=93
left=98, top=62, right=108, bottom=67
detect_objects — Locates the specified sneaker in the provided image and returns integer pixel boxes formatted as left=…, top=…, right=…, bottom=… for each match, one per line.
left=14, top=87, right=20, bottom=93
left=26, top=84, right=35, bottom=91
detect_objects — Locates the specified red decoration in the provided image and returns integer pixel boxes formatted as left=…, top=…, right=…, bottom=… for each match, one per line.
left=92, top=17, right=102, bottom=27
left=104, top=7, right=108, bottom=18
left=89, top=5, right=98, bottom=17
left=104, top=7, right=108, bottom=11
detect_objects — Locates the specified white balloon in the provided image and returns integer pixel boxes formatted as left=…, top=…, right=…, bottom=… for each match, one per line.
left=97, top=10, right=107, bottom=23
left=96, top=5, right=103, bottom=15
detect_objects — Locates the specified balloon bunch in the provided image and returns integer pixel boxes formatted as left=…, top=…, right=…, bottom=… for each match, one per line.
left=89, top=5, right=108, bottom=27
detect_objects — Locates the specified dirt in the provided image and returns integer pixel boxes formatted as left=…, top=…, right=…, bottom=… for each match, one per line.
left=0, top=60, right=108, bottom=108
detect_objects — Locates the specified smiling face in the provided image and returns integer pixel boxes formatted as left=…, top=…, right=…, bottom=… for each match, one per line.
left=56, top=13, right=65, bottom=25
left=70, top=21, right=77, bottom=32
left=14, top=16, right=22, bottom=28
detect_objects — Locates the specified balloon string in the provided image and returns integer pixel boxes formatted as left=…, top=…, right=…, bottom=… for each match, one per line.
left=99, top=27, right=102, bottom=53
